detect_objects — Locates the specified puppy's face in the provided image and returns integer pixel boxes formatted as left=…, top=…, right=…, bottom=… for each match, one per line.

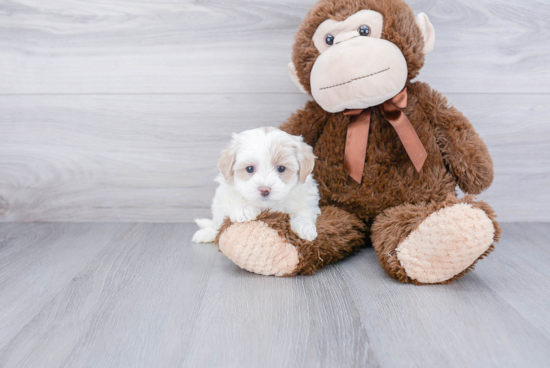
left=218, top=127, right=315, bottom=206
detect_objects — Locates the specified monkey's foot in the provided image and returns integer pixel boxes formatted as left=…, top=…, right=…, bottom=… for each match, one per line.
left=372, top=195, right=501, bottom=284
left=216, top=217, right=299, bottom=276
left=215, top=207, right=365, bottom=277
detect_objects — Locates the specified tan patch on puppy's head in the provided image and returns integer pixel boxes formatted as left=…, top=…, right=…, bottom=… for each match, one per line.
left=270, top=140, right=298, bottom=184
left=261, top=126, right=277, bottom=134
left=234, top=162, right=255, bottom=182
left=269, top=135, right=315, bottom=184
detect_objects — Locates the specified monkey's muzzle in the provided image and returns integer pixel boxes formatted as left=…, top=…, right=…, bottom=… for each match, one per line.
left=310, top=37, right=408, bottom=113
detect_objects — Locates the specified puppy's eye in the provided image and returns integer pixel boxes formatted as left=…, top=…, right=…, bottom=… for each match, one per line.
left=358, top=25, right=370, bottom=36
left=246, top=166, right=255, bottom=173
left=325, top=34, right=334, bottom=46
left=277, top=166, right=286, bottom=173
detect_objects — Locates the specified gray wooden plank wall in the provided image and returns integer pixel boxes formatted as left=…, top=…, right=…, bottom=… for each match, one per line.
left=1, top=0, right=549, bottom=222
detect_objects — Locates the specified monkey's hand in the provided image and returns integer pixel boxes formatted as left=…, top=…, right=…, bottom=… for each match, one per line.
left=422, top=84, right=494, bottom=194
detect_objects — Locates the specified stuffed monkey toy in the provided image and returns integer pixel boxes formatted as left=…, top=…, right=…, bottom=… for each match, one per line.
left=215, top=0, right=501, bottom=284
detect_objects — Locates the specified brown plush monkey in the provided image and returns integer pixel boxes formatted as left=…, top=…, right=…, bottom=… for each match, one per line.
left=215, top=0, right=501, bottom=284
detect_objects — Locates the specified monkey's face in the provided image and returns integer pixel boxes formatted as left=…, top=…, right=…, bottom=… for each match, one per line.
left=289, top=1, right=435, bottom=114
left=310, top=10, right=407, bottom=113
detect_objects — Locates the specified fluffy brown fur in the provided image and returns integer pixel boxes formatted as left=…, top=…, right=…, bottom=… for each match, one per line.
left=217, top=0, right=499, bottom=283
left=281, top=81, right=495, bottom=228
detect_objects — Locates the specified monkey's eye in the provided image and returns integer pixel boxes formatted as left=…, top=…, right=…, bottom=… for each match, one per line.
left=325, top=34, right=334, bottom=46
left=277, top=166, right=286, bottom=173
left=246, top=166, right=255, bottom=173
left=358, top=25, right=371, bottom=36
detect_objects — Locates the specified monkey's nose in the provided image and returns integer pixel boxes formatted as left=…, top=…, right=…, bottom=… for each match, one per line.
left=333, top=30, right=359, bottom=44
left=259, top=186, right=271, bottom=197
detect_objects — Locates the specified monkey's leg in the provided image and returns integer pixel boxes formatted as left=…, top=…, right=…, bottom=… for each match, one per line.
left=371, top=194, right=501, bottom=284
left=215, top=206, right=366, bottom=276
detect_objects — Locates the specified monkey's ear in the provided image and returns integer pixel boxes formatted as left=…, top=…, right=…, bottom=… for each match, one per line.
left=288, top=62, right=308, bottom=94
left=415, top=13, right=435, bottom=54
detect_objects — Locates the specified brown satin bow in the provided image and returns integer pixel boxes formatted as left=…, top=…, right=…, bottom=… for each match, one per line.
left=343, top=88, right=427, bottom=183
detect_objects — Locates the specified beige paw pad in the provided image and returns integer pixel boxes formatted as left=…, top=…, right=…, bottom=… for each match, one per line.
left=396, top=203, right=495, bottom=283
left=218, top=221, right=299, bottom=276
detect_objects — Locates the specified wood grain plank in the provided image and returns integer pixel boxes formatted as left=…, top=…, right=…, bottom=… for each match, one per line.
left=1, top=223, right=549, bottom=367
left=476, top=223, right=550, bottom=339
left=336, top=236, right=550, bottom=367
left=0, top=223, right=218, bottom=368
left=181, top=260, right=374, bottom=368
left=0, top=93, right=310, bottom=222
left=0, top=223, right=375, bottom=368
left=454, top=94, right=550, bottom=222
left=411, top=0, right=550, bottom=94
left=0, top=223, right=134, bottom=348
left=1, top=93, right=548, bottom=222
left=0, top=0, right=548, bottom=94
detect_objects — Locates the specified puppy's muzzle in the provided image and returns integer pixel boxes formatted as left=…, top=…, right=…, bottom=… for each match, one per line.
left=259, top=186, right=271, bottom=197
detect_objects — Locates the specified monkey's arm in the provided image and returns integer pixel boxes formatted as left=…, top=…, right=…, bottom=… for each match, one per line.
left=422, top=85, right=493, bottom=194
left=280, top=100, right=330, bottom=149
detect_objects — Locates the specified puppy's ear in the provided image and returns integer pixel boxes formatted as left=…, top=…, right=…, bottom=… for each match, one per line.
left=218, top=134, right=239, bottom=182
left=294, top=136, right=316, bottom=183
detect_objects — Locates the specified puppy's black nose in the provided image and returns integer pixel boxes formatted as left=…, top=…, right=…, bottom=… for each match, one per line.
left=259, top=186, right=271, bottom=197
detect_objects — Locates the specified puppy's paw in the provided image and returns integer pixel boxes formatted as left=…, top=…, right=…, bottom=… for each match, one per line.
left=192, top=228, right=217, bottom=243
left=230, top=205, right=261, bottom=223
left=290, top=217, right=318, bottom=241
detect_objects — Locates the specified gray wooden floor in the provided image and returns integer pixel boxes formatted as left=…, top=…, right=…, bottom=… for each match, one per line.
left=0, top=223, right=549, bottom=368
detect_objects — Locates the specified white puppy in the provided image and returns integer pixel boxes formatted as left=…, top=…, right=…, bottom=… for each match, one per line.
left=193, top=127, right=321, bottom=243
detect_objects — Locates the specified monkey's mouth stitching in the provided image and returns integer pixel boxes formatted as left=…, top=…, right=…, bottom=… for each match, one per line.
left=319, top=68, right=391, bottom=90
left=334, top=35, right=359, bottom=45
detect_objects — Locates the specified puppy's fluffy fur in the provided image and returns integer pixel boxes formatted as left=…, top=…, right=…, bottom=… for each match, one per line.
left=193, top=127, right=321, bottom=243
